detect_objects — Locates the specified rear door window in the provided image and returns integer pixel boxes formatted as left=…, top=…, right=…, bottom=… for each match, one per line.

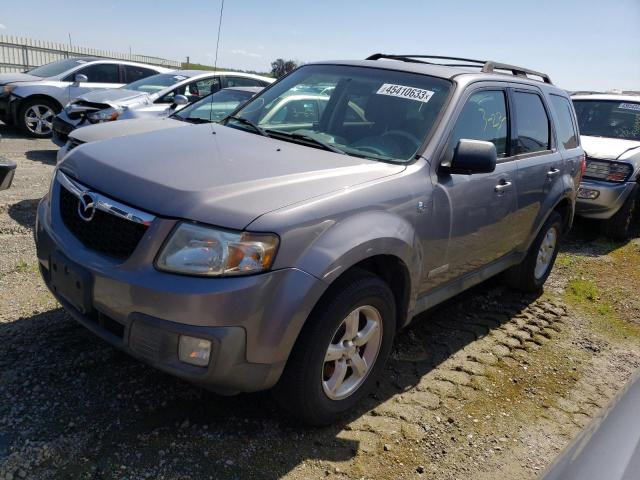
left=124, top=65, right=157, bottom=83
left=448, top=90, right=509, bottom=158
left=549, top=95, right=578, bottom=149
left=225, top=76, right=264, bottom=87
left=74, top=63, right=120, bottom=83
left=513, top=91, right=551, bottom=154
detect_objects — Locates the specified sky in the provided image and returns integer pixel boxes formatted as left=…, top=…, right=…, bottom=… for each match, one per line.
left=0, top=0, right=638, bottom=91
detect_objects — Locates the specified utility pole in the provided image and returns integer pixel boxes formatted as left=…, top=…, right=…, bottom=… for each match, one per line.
left=186, top=56, right=190, bottom=68
left=68, top=33, right=72, bottom=48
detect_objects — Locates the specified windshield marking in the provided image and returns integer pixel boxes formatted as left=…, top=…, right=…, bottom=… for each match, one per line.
left=376, top=83, right=435, bottom=103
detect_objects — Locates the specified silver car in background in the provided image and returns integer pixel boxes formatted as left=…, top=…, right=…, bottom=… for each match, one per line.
left=55, top=86, right=262, bottom=162
left=0, top=57, right=170, bottom=137
left=52, top=70, right=273, bottom=146
left=542, top=372, right=640, bottom=480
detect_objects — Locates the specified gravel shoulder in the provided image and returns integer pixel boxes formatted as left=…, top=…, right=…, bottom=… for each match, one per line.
left=1, top=124, right=639, bottom=480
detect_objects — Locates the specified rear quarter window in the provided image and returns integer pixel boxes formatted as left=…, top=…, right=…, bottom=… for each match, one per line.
left=549, top=94, right=579, bottom=149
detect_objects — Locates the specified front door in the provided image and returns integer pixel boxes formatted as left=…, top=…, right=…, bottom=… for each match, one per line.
left=425, top=87, right=519, bottom=288
left=66, top=62, right=123, bottom=102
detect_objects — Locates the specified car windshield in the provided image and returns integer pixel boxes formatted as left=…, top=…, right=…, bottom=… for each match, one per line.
left=229, top=64, right=452, bottom=162
left=26, top=58, right=89, bottom=78
left=573, top=100, right=640, bottom=141
left=123, top=73, right=189, bottom=94
left=174, top=88, right=256, bottom=123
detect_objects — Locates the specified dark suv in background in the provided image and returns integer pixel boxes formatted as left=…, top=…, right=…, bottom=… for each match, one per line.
left=35, top=54, right=584, bottom=424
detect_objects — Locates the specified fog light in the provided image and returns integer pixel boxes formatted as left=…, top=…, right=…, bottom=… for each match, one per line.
left=578, top=187, right=600, bottom=200
left=178, top=336, right=212, bottom=367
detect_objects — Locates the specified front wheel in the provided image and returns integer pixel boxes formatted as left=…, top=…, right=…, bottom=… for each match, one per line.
left=504, top=211, right=563, bottom=293
left=273, top=270, right=396, bottom=425
left=17, top=97, right=60, bottom=138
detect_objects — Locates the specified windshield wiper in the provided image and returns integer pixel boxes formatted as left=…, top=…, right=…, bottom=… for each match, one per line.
left=226, top=115, right=268, bottom=136
left=265, top=130, right=346, bottom=155
left=175, top=116, right=210, bottom=124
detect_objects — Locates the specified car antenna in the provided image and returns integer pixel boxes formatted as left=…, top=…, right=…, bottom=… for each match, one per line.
left=211, top=0, right=225, bottom=125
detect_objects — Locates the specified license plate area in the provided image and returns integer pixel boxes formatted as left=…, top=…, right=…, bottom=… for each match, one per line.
left=50, top=252, right=92, bottom=314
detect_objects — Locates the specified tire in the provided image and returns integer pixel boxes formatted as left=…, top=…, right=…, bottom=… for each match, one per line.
left=603, top=185, right=639, bottom=241
left=17, top=97, right=60, bottom=138
left=504, top=211, right=563, bottom=293
left=273, top=269, right=396, bottom=426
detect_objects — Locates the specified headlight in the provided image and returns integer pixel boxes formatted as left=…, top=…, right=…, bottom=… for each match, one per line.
left=87, top=106, right=122, bottom=123
left=156, top=222, right=279, bottom=276
left=2, top=85, right=15, bottom=93
left=584, top=159, right=632, bottom=183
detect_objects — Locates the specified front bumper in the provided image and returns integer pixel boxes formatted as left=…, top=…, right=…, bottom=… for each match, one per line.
left=575, top=179, right=637, bottom=220
left=0, top=92, right=19, bottom=125
left=35, top=185, right=326, bottom=394
left=51, top=111, right=85, bottom=147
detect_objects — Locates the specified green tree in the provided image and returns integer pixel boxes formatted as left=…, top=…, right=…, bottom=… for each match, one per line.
left=271, top=58, right=298, bottom=78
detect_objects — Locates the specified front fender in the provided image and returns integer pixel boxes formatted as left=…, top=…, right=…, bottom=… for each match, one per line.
left=13, top=85, right=67, bottom=108
left=273, top=210, right=421, bottom=294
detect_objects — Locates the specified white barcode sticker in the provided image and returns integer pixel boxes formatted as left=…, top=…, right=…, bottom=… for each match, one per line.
left=376, top=84, right=435, bottom=103
left=619, top=103, right=640, bottom=112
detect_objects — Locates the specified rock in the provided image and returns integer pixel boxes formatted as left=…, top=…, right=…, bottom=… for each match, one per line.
left=383, top=443, right=392, bottom=451
left=416, top=465, right=425, bottom=474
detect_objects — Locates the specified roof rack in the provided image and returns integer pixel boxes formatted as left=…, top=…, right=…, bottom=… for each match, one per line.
left=366, top=54, right=553, bottom=85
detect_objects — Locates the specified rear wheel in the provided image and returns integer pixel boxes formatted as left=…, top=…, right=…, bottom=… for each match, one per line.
left=273, top=270, right=396, bottom=425
left=603, top=185, right=638, bottom=241
left=17, top=97, right=60, bottom=138
left=504, top=211, right=563, bottom=293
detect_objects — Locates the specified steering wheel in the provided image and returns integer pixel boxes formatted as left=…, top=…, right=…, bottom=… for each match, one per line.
left=381, top=130, right=421, bottom=148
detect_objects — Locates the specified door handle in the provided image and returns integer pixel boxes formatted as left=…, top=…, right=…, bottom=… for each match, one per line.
left=547, top=168, right=561, bottom=177
left=494, top=181, right=512, bottom=192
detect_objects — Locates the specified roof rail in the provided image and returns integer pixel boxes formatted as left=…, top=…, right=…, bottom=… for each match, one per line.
left=366, top=54, right=553, bottom=85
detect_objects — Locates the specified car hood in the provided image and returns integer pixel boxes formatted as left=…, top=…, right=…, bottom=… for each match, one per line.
left=60, top=124, right=405, bottom=229
left=581, top=136, right=640, bottom=161
left=70, top=117, right=187, bottom=143
left=72, top=88, right=149, bottom=107
left=0, top=72, right=43, bottom=85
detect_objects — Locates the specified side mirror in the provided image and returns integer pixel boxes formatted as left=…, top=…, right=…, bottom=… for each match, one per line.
left=74, top=74, right=88, bottom=84
left=447, top=139, right=497, bottom=175
left=171, top=95, right=189, bottom=109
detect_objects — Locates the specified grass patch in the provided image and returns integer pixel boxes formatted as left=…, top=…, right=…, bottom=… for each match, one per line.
left=564, top=277, right=640, bottom=342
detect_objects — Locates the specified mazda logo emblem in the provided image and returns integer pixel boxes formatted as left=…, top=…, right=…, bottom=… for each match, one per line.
left=77, top=191, right=97, bottom=222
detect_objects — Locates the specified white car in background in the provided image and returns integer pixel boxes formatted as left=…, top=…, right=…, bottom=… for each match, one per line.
left=52, top=70, right=273, bottom=145
left=0, top=57, right=170, bottom=137
left=572, top=93, right=640, bottom=239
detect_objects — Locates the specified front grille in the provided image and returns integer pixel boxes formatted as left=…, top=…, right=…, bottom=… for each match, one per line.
left=67, top=138, right=84, bottom=152
left=59, top=186, right=148, bottom=259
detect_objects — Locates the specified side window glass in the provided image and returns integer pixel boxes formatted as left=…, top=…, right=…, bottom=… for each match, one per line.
left=267, top=99, right=319, bottom=125
left=184, top=78, right=220, bottom=101
left=513, top=91, right=550, bottom=154
left=549, top=95, right=578, bottom=149
left=449, top=90, right=508, bottom=158
left=76, top=63, right=120, bottom=83
left=226, top=76, right=261, bottom=87
left=125, top=65, right=155, bottom=83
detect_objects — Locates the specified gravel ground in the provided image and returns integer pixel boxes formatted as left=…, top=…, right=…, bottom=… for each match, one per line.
left=1, top=123, right=639, bottom=480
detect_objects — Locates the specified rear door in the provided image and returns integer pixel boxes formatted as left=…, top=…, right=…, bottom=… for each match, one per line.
left=509, top=87, right=564, bottom=247
left=426, top=85, right=519, bottom=288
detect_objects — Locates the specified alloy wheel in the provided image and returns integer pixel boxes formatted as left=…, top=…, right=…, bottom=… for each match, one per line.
left=534, top=226, right=558, bottom=279
left=24, top=105, right=55, bottom=135
left=322, top=305, right=383, bottom=400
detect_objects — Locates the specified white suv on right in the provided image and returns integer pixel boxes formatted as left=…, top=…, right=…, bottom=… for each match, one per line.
left=572, top=94, right=640, bottom=239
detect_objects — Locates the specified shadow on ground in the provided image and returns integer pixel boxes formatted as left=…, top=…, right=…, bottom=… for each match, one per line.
left=7, top=198, right=39, bottom=229
left=25, top=149, right=56, bottom=166
left=0, top=276, right=541, bottom=479
left=561, top=216, right=640, bottom=257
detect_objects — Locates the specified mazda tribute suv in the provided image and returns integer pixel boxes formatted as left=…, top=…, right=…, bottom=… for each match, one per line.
left=35, top=54, right=584, bottom=424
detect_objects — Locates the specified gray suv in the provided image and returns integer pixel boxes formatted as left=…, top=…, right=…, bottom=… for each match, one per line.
left=35, top=54, right=584, bottom=424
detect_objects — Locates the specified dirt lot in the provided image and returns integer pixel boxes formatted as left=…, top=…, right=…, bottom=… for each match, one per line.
left=1, top=124, right=639, bottom=480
